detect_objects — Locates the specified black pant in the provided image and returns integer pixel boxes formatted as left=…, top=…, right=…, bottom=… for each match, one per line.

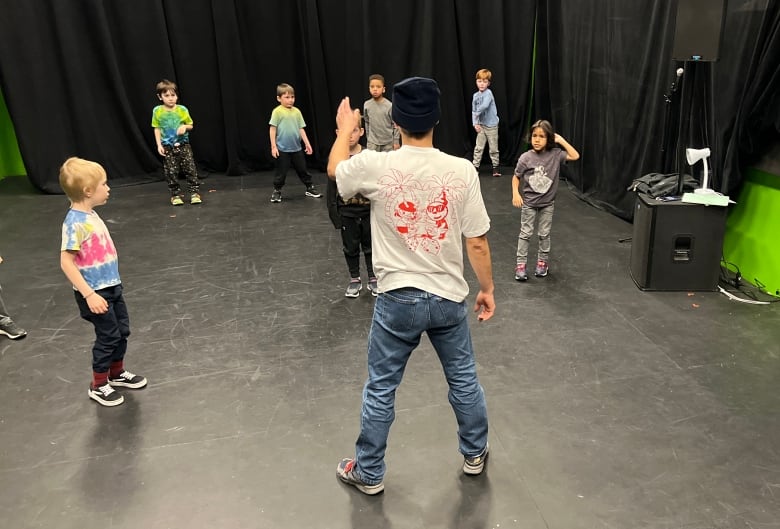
left=274, top=150, right=312, bottom=189
left=341, top=215, right=374, bottom=279
left=74, top=285, right=130, bottom=373
left=163, top=143, right=200, bottom=195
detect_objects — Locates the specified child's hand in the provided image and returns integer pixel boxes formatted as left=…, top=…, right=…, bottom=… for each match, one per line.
left=554, top=133, right=564, bottom=144
left=304, top=143, right=313, bottom=155
left=512, top=194, right=523, bottom=208
left=87, top=293, right=109, bottom=315
left=157, top=145, right=166, bottom=157
left=176, top=125, right=189, bottom=136
left=474, top=124, right=482, bottom=133
left=271, top=145, right=279, bottom=158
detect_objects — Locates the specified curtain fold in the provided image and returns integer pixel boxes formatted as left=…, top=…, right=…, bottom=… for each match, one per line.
left=0, top=0, right=776, bottom=212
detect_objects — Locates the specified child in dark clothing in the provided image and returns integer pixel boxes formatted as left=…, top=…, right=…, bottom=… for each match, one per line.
left=326, top=117, right=376, bottom=297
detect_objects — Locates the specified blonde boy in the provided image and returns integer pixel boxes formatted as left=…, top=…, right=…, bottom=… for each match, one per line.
left=59, top=157, right=147, bottom=407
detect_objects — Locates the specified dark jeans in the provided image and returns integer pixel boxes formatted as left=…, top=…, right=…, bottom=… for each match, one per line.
left=341, top=215, right=374, bottom=279
left=273, top=150, right=312, bottom=189
left=74, top=285, right=130, bottom=373
left=163, top=143, right=200, bottom=196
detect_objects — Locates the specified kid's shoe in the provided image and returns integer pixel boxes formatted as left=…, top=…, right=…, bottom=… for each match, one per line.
left=88, top=383, right=124, bottom=407
left=336, top=458, right=384, bottom=495
left=345, top=278, right=362, bottom=298
left=492, top=166, right=501, bottom=177
left=514, top=263, right=528, bottom=281
left=190, top=193, right=202, bottom=204
left=107, top=370, right=148, bottom=389
left=305, top=186, right=322, bottom=198
left=534, top=260, right=549, bottom=277
left=171, top=195, right=184, bottom=206
left=0, top=316, right=27, bottom=340
left=270, top=189, right=282, bottom=203
left=367, top=277, right=379, bottom=297
left=463, top=443, right=489, bottom=475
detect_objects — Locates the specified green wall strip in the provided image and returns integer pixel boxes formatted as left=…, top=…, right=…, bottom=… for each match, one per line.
left=723, top=168, right=780, bottom=297
left=0, top=86, right=26, bottom=180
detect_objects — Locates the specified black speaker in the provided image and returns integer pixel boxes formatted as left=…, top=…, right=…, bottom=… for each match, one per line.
left=672, top=0, right=726, bottom=61
left=630, top=193, right=727, bottom=291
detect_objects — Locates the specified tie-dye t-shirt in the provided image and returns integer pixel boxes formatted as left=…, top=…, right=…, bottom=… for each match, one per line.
left=268, top=105, right=306, bottom=153
left=61, top=209, right=121, bottom=291
left=151, top=104, right=193, bottom=146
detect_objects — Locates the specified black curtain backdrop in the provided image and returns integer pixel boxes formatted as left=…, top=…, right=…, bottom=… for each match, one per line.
left=0, top=1, right=777, bottom=218
left=0, top=0, right=536, bottom=193
left=538, top=0, right=780, bottom=219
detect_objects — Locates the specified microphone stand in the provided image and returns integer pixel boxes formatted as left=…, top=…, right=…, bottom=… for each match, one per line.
left=661, top=65, right=683, bottom=175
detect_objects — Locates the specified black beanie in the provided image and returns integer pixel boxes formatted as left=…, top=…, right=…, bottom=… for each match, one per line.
left=391, top=77, right=441, bottom=133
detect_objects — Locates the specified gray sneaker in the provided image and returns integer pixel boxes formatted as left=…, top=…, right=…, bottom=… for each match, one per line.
left=367, top=277, right=378, bottom=297
left=305, top=186, right=322, bottom=198
left=337, top=458, right=384, bottom=495
left=514, top=263, right=528, bottom=282
left=345, top=279, right=362, bottom=298
left=463, top=443, right=489, bottom=475
left=270, top=189, right=282, bottom=203
left=0, top=316, right=27, bottom=340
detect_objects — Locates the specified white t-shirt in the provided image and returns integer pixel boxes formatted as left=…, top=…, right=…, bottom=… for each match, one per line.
left=336, top=145, right=490, bottom=302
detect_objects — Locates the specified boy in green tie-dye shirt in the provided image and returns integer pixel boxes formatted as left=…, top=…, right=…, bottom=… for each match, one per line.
left=152, top=79, right=202, bottom=206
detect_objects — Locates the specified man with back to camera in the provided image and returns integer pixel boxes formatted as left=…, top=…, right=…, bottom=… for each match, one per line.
left=327, top=76, right=495, bottom=495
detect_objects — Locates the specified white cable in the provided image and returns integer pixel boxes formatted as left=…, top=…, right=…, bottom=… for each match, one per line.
left=718, top=286, right=770, bottom=305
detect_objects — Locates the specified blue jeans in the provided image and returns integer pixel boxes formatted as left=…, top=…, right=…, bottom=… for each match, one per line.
left=353, top=288, right=489, bottom=484
left=74, top=285, right=130, bottom=373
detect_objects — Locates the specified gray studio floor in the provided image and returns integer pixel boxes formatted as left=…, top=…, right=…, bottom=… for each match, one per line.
left=0, top=167, right=778, bottom=529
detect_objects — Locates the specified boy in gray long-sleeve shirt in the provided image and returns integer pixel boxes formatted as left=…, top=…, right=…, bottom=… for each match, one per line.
left=363, top=74, right=400, bottom=152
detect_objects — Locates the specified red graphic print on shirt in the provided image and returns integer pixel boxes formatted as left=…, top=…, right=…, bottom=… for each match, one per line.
left=379, top=169, right=466, bottom=255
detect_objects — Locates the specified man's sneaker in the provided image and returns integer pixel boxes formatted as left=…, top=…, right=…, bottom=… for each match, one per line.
left=107, top=370, right=148, bottom=389
left=492, top=166, right=501, bottom=177
left=514, top=263, right=528, bottom=281
left=0, top=316, right=27, bottom=340
left=190, top=193, right=202, bottom=204
left=270, top=189, right=282, bottom=203
left=367, top=277, right=379, bottom=297
left=171, top=195, right=184, bottom=206
left=88, top=383, right=124, bottom=407
left=463, top=443, right=489, bottom=475
left=534, top=260, right=549, bottom=277
left=345, top=279, right=362, bottom=298
left=305, top=186, right=322, bottom=198
left=336, top=458, right=384, bottom=495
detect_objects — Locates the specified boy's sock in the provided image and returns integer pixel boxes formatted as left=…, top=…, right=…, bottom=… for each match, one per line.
left=92, top=371, right=109, bottom=389
left=109, top=361, right=124, bottom=378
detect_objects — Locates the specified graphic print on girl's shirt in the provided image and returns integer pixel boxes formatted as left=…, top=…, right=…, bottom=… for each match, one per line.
left=378, top=169, right=466, bottom=255
left=528, top=164, right=553, bottom=194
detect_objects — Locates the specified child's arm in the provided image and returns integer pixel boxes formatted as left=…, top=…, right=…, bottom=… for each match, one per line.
left=511, top=175, right=524, bottom=208
left=176, top=123, right=193, bottom=137
left=269, top=126, right=279, bottom=158
left=60, top=251, right=108, bottom=314
left=154, top=128, right=165, bottom=156
left=554, top=134, right=580, bottom=161
left=300, top=128, right=313, bottom=155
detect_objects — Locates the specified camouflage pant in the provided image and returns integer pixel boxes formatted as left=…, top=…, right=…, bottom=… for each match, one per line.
left=163, top=143, right=200, bottom=196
